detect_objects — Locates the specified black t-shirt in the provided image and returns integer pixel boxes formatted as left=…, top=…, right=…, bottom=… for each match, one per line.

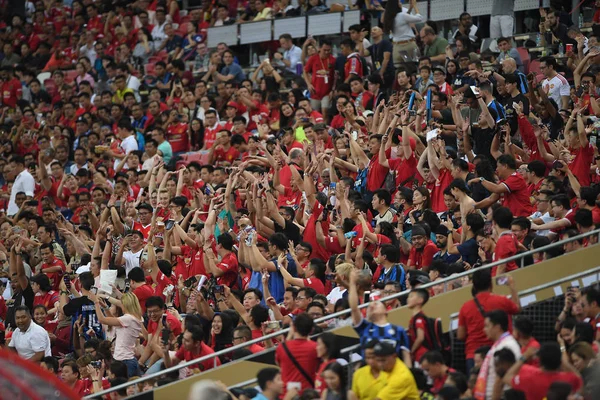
left=542, top=112, right=565, bottom=141
left=368, top=39, right=395, bottom=82
left=503, top=93, right=530, bottom=135
left=5, top=283, right=34, bottom=329
left=274, top=218, right=301, bottom=246
left=436, top=108, right=456, bottom=149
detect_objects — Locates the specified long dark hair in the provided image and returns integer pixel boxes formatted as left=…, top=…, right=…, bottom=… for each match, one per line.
left=377, top=221, right=399, bottom=247
left=323, top=362, right=348, bottom=400
left=189, top=117, right=205, bottom=149
left=383, top=0, right=402, bottom=35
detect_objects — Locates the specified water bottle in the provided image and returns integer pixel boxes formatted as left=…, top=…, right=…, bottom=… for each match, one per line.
left=295, top=62, right=303, bottom=75
left=579, top=13, right=584, bottom=28
left=251, top=52, right=259, bottom=67
left=332, top=44, right=339, bottom=57
left=536, top=33, right=542, bottom=47
left=558, top=42, right=564, bottom=56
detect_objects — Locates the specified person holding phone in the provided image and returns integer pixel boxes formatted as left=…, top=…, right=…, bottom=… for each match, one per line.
left=162, top=324, right=220, bottom=375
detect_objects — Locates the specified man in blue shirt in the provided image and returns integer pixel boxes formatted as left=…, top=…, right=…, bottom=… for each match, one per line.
left=253, top=368, right=283, bottom=400
left=349, top=269, right=412, bottom=364
left=214, top=50, right=246, bottom=84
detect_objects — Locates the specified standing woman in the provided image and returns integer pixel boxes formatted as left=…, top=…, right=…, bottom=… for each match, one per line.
left=382, top=0, right=424, bottom=67
left=91, top=292, right=144, bottom=378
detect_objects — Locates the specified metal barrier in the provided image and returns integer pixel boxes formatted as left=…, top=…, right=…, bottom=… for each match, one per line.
left=86, top=228, right=600, bottom=398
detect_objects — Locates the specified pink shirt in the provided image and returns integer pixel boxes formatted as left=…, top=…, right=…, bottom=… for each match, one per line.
left=113, top=314, right=143, bottom=361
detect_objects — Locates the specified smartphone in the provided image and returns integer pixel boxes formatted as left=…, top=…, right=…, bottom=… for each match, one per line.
left=90, top=286, right=98, bottom=295
left=326, top=274, right=336, bottom=281
left=214, top=285, right=224, bottom=294
left=470, top=85, right=480, bottom=96
left=124, top=278, right=130, bottom=293
left=165, top=219, right=175, bottom=230
left=363, top=291, right=371, bottom=304
left=90, top=361, right=102, bottom=369
left=351, top=130, right=358, bottom=141
left=552, top=160, right=563, bottom=170
left=161, top=327, right=170, bottom=345
left=184, top=276, right=198, bottom=288
left=483, top=221, right=493, bottom=236
left=496, top=276, right=509, bottom=286
left=287, top=382, right=302, bottom=392
left=329, top=182, right=336, bottom=190
left=63, top=274, right=71, bottom=290
left=566, top=43, right=573, bottom=53
left=590, top=136, right=597, bottom=146
left=115, top=200, right=121, bottom=208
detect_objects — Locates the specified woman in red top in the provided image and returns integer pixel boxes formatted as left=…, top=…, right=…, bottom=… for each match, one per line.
left=314, top=332, right=340, bottom=394
left=31, top=274, right=60, bottom=318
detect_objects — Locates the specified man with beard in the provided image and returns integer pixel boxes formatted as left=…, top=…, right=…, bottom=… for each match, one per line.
left=433, top=225, right=461, bottom=264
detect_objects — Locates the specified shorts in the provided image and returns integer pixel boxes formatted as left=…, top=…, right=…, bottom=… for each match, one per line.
left=311, top=95, right=330, bottom=111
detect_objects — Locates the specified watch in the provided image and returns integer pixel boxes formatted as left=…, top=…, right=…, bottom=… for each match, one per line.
left=479, top=177, right=485, bottom=182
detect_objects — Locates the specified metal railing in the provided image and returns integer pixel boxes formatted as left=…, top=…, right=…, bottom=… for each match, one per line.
left=86, top=228, right=600, bottom=398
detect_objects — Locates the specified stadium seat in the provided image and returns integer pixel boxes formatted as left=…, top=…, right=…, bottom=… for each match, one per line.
left=145, top=63, right=156, bottom=76
left=529, top=59, right=542, bottom=75
left=517, top=47, right=530, bottom=74
left=37, top=72, right=51, bottom=84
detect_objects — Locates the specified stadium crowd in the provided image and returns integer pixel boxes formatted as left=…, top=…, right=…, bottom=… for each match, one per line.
left=2, top=0, right=600, bottom=399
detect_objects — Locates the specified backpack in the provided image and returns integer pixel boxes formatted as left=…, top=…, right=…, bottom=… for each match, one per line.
left=411, top=311, right=451, bottom=364
left=349, top=53, right=371, bottom=78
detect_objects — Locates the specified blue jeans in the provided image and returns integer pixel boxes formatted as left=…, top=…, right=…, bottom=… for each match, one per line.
left=145, top=359, right=164, bottom=375
left=121, top=358, right=142, bottom=377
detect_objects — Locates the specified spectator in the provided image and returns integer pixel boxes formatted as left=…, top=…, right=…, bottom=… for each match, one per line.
left=255, top=367, right=284, bottom=400
left=491, top=0, right=515, bottom=38
left=8, top=305, right=52, bottom=361
left=458, top=269, right=520, bottom=373
left=473, top=310, right=521, bottom=400
left=275, top=313, right=319, bottom=396
left=372, top=341, right=420, bottom=399
left=419, top=26, right=448, bottom=64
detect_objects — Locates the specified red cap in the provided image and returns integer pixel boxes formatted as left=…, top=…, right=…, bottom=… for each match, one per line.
left=226, top=101, right=239, bottom=110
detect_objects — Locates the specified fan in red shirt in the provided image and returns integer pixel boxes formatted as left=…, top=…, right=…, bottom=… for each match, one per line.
left=203, top=234, right=240, bottom=290
left=566, top=120, right=594, bottom=187
left=163, top=326, right=221, bottom=374
left=491, top=207, right=520, bottom=276
left=506, top=343, right=582, bottom=400
left=457, top=269, right=521, bottom=369
left=303, top=43, right=335, bottom=109
left=513, top=316, right=541, bottom=367
left=407, top=225, right=437, bottom=272
left=279, top=257, right=326, bottom=295
left=1, top=68, right=23, bottom=109
left=203, top=110, right=222, bottom=149
left=39, top=244, right=66, bottom=291
left=61, top=361, right=90, bottom=397
left=275, top=313, right=319, bottom=397
left=210, top=130, right=241, bottom=166
left=472, top=154, right=533, bottom=218
left=166, top=115, right=190, bottom=155
left=129, top=267, right=155, bottom=313
left=341, top=39, right=364, bottom=82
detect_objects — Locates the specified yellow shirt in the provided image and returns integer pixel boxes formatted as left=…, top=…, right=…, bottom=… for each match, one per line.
left=377, top=359, right=420, bottom=400
left=351, top=365, right=388, bottom=400
left=112, top=88, right=134, bottom=103
left=253, top=8, right=272, bottom=21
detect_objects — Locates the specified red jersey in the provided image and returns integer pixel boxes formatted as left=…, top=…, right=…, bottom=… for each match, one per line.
left=309, top=110, right=324, bottom=123
left=408, top=312, right=431, bottom=363
left=181, top=245, right=207, bottom=276
left=569, top=143, right=594, bottom=187
left=431, top=169, right=453, bottom=213
left=388, top=154, right=418, bottom=190
left=458, top=292, right=519, bottom=358
left=367, top=151, right=389, bottom=192
left=174, top=342, right=221, bottom=372
left=204, top=124, right=222, bottom=149
left=2, top=77, right=23, bottom=109
left=303, top=200, right=330, bottom=261
left=277, top=186, right=302, bottom=208
left=167, top=122, right=189, bottom=153
left=521, top=337, right=541, bottom=367
left=133, top=284, right=155, bottom=313
left=214, top=146, right=240, bottom=165
left=511, top=364, right=582, bottom=400
left=41, top=257, right=66, bottom=291
left=215, top=251, right=239, bottom=289
left=275, top=338, right=319, bottom=396
left=500, top=173, right=533, bottom=217
left=33, top=290, right=60, bottom=310
left=492, top=232, right=519, bottom=276
left=344, top=53, right=363, bottom=80
left=132, top=221, right=152, bottom=241
left=304, top=54, right=336, bottom=100
left=303, top=278, right=325, bottom=295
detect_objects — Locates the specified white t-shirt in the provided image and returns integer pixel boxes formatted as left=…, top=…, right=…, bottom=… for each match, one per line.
left=7, top=169, right=35, bottom=215
left=542, top=74, right=570, bottom=108
left=123, top=249, right=143, bottom=275
left=114, top=135, right=139, bottom=170
left=8, top=321, right=52, bottom=359
left=327, top=286, right=347, bottom=305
